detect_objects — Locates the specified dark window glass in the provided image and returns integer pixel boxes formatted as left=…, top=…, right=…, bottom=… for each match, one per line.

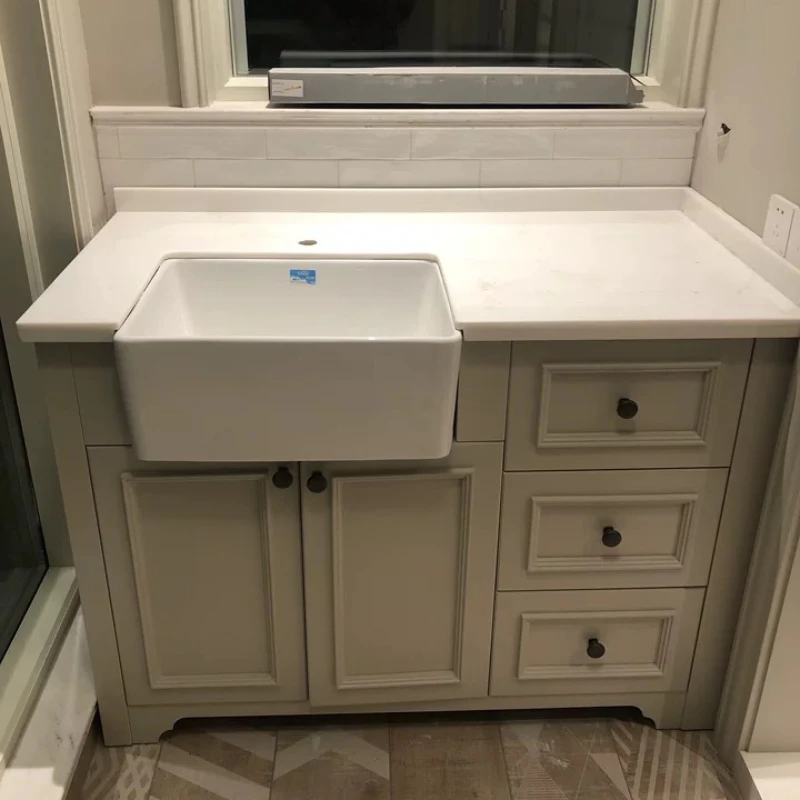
left=243, top=0, right=644, bottom=73
left=0, top=324, right=47, bottom=660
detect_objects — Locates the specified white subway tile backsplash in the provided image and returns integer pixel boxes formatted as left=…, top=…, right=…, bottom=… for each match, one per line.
left=194, top=159, right=339, bottom=187
left=620, top=158, right=693, bottom=186
left=480, top=159, right=622, bottom=187
left=339, top=160, right=480, bottom=188
left=411, top=128, right=554, bottom=160
left=97, top=121, right=699, bottom=194
left=118, top=126, right=267, bottom=159
left=100, top=159, right=194, bottom=191
left=554, top=127, right=698, bottom=160
left=95, top=127, right=119, bottom=159
left=268, top=128, right=411, bottom=160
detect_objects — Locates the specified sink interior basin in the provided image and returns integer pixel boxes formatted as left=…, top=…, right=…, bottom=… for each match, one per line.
left=115, top=258, right=461, bottom=462
left=120, top=258, right=457, bottom=341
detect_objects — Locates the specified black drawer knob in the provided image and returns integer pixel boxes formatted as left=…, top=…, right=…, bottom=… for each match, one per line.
left=272, top=467, right=293, bottom=489
left=587, top=638, right=606, bottom=659
left=617, top=398, right=639, bottom=420
left=307, top=472, right=328, bottom=493
left=602, top=526, right=623, bottom=548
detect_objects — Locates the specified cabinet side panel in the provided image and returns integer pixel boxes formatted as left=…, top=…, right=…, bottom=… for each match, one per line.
left=36, top=344, right=132, bottom=745
left=683, top=338, right=797, bottom=730
left=71, top=343, right=130, bottom=445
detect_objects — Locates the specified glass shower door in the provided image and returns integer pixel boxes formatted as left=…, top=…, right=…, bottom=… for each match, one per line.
left=0, top=323, right=47, bottom=660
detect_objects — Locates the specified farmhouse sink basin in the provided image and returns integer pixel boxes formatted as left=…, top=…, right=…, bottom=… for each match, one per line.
left=114, top=258, right=461, bottom=462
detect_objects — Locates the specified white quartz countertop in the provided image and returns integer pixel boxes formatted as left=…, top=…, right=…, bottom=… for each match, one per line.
left=17, top=187, right=800, bottom=342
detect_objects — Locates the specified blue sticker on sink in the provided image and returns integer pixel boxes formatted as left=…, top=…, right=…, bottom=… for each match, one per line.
left=290, top=268, right=316, bottom=285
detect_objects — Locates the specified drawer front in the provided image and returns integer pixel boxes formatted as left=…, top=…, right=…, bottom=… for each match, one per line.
left=498, top=469, right=727, bottom=591
left=506, top=340, right=752, bottom=471
left=490, top=588, right=704, bottom=697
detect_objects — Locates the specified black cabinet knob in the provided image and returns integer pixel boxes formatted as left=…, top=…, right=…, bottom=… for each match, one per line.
left=307, top=472, right=328, bottom=494
left=587, top=638, right=606, bottom=659
left=617, top=398, right=639, bottom=420
left=602, top=526, right=623, bottom=548
left=272, top=467, right=293, bottom=489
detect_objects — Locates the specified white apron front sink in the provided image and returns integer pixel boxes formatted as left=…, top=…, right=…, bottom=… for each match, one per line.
left=114, top=258, right=461, bottom=462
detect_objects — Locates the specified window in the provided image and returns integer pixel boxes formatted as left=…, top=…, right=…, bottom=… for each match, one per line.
left=173, top=0, right=716, bottom=108
left=232, top=0, right=655, bottom=76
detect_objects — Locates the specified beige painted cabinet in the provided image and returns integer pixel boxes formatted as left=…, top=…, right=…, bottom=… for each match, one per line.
left=37, top=339, right=795, bottom=744
left=300, top=442, right=503, bottom=706
left=88, top=447, right=308, bottom=706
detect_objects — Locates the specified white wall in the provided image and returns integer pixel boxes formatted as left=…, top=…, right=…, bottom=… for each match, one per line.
left=77, top=0, right=180, bottom=106
left=692, top=0, right=800, bottom=235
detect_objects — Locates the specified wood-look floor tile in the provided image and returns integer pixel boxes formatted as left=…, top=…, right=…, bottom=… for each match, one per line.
left=575, top=753, right=632, bottom=799
left=611, top=723, right=740, bottom=800
left=150, top=740, right=272, bottom=800
left=502, top=723, right=587, bottom=800
left=271, top=725, right=390, bottom=800
left=391, top=722, right=511, bottom=800
left=82, top=743, right=160, bottom=800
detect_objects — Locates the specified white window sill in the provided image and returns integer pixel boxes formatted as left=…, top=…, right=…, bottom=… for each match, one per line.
left=91, top=100, right=704, bottom=128
left=739, top=752, right=800, bottom=800
left=0, top=597, right=96, bottom=800
left=0, top=568, right=80, bottom=775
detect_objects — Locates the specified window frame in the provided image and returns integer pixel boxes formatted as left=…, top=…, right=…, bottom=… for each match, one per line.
left=173, top=0, right=718, bottom=108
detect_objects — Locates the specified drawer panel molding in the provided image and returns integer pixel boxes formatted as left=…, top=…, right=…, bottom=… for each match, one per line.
left=506, top=339, right=752, bottom=471
left=498, top=469, right=727, bottom=591
left=517, top=608, right=676, bottom=682
left=490, top=588, right=704, bottom=697
left=537, top=360, right=720, bottom=450
left=527, top=492, right=697, bottom=575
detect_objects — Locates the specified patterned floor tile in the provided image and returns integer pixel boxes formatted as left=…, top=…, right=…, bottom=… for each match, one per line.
left=611, top=721, right=740, bottom=800
left=271, top=725, right=390, bottom=800
left=501, top=720, right=630, bottom=800
left=148, top=724, right=276, bottom=800
left=391, top=722, right=510, bottom=800
left=81, top=742, right=160, bottom=800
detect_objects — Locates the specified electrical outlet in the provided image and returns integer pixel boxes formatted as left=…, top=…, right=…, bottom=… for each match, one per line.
left=787, top=211, right=800, bottom=269
left=763, top=194, right=799, bottom=256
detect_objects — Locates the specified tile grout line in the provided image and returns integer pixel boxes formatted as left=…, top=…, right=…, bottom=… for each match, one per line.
left=494, top=723, right=518, bottom=800
left=572, top=724, right=596, bottom=800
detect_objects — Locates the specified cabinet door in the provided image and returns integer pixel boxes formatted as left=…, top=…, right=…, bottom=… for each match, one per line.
left=88, top=447, right=307, bottom=706
left=301, top=442, right=503, bottom=706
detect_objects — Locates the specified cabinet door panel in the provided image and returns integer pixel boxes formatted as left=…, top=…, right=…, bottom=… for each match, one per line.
left=302, top=442, right=503, bottom=706
left=88, top=447, right=306, bottom=706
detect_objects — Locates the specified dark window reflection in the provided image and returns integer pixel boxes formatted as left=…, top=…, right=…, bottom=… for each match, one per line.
left=244, top=0, right=643, bottom=73
left=1, top=325, right=47, bottom=660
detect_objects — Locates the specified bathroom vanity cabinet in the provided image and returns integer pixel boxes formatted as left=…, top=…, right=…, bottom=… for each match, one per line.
left=38, top=337, right=796, bottom=745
